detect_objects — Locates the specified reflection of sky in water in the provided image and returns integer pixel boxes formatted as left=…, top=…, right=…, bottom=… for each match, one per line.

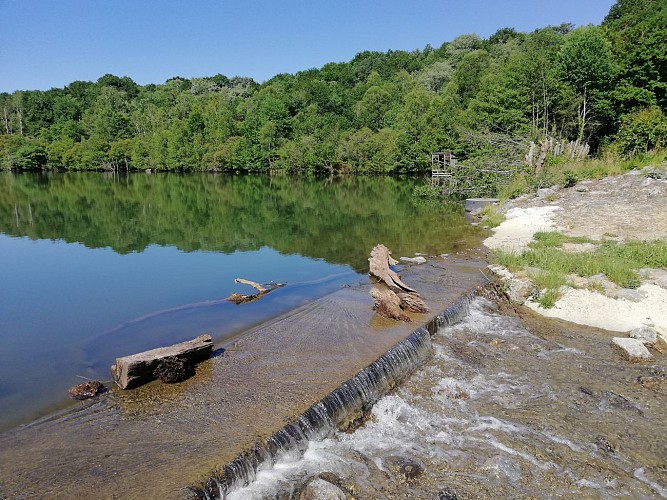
left=0, top=234, right=358, bottom=429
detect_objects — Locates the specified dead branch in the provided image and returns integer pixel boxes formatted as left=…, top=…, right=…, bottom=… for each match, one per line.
left=226, top=278, right=286, bottom=304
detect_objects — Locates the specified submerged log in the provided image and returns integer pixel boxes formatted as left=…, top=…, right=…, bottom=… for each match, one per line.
left=225, top=278, right=285, bottom=304
left=368, top=244, right=416, bottom=292
left=111, top=334, right=213, bottom=389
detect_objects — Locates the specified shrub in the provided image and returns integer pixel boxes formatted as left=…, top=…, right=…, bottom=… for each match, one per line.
left=615, top=107, right=667, bottom=157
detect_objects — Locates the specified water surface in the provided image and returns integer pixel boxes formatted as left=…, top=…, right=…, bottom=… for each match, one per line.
left=0, top=172, right=480, bottom=431
left=227, top=298, right=667, bottom=499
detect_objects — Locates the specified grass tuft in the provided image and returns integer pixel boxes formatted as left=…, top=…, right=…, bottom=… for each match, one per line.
left=495, top=234, right=667, bottom=307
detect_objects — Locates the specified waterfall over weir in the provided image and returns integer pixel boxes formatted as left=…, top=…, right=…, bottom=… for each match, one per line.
left=190, top=293, right=475, bottom=499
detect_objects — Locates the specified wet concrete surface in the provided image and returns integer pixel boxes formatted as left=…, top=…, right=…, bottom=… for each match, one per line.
left=0, top=256, right=486, bottom=500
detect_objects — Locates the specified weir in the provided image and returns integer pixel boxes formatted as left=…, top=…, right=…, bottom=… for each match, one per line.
left=191, top=294, right=474, bottom=499
left=0, top=256, right=486, bottom=499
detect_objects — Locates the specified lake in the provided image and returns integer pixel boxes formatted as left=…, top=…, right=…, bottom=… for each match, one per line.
left=0, top=172, right=480, bottom=431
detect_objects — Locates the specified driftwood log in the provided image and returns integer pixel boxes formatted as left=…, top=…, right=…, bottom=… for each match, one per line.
left=369, top=244, right=416, bottom=292
left=368, top=244, right=428, bottom=322
left=111, top=334, right=213, bottom=389
left=226, top=278, right=286, bottom=304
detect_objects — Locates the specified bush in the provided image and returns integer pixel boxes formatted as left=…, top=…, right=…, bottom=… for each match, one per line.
left=615, top=107, right=667, bottom=157
left=563, top=169, right=579, bottom=188
left=13, top=141, right=48, bottom=170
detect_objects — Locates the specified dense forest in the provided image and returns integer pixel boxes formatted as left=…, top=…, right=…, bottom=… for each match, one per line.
left=1, top=0, right=665, bottom=175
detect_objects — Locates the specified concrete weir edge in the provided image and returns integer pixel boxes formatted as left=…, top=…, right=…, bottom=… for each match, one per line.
left=188, top=290, right=477, bottom=499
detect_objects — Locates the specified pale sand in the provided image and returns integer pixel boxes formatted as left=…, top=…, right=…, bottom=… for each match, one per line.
left=483, top=206, right=561, bottom=252
left=483, top=201, right=667, bottom=342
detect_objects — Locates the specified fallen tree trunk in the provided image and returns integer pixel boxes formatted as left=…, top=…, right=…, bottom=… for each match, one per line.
left=369, top=244, right=416, bottom=292
left=111, top=334, right=213, bottom=389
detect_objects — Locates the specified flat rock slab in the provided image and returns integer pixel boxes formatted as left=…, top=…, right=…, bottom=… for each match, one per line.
left=612, top=337, right=654, bottom=362
left=0, top=257, right=486, bottom=500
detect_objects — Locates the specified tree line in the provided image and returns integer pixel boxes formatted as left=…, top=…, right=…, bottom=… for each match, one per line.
left=1, top=0, right=665, bottom=174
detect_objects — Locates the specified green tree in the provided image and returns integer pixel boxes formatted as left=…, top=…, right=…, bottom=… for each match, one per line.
left=557, top=26, right=616, bottom=142
left=602, top=0, right=667, bottom=111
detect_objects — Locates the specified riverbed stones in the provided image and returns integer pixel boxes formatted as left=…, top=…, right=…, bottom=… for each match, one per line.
left=383, top=455, right=425, bottom=481
left=611, top=337, right=654, bottom=362
left=299, top=478, right=346, bottom=500
left=439, top=487, right=459, bottom=500
left=595, top=435, right=615, bottom=454
left=629, top=326, right=659, bottom=346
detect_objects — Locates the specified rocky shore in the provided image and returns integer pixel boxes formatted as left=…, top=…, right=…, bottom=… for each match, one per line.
left=483, top=167, right=667, bottom=354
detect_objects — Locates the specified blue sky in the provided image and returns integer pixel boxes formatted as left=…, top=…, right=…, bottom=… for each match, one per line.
left=0, top=0, right=616, bottom=93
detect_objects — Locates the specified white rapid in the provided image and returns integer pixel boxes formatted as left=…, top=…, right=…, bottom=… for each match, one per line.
left=222, top=297, right=667, bottom=499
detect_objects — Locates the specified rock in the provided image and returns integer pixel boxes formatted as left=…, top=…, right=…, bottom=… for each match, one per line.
left=488, top=264, right=512, bottom=280
left=383, top=456, right=424, bottom=481
left=68, top=380, right=106, bottom=400
left=611, top=337, right=654, bottom=362
left=537, top=187, right=557, bottom=198
left=575, top=186, right=589, bottom=192
left=643, top=167, right=667, bottom=180
left=505, top=278, right=535, bottom=305
left=487, top=266, right=535, bottom=304
left=595, top=435, right=615, bottom=453
left=629, top=326, right=658, bottom=346
left=400, top=256, right=427, bottom=264
left=153, top=356, right=194, bottom=383
left=439, top=486, right=459, bottom=500
left=299, top=478, right=346, bottom=500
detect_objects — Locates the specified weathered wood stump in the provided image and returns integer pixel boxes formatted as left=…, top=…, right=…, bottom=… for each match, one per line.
left=111, top=334, right=213, bottom=389
left=368, top=244, right=428, bottom=322
left=368, top=244, right=416, bottom=292
left=370, top=286, right=410, bottom=321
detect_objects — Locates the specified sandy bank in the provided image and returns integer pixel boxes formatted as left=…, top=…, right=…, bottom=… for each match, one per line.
left=483, top=169, right=667, bottom=342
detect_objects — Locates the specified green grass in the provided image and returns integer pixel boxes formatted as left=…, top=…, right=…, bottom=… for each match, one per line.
left=494, top=234, right=667, bottom=308
left=479, top=204, right=505, bottom=228
left=530, top=231, right=593, bottom=248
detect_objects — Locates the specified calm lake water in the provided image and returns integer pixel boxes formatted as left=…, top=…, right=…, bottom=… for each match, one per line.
left=0, top=172, right=481, bottom=431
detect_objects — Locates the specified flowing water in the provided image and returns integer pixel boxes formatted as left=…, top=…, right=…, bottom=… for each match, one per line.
left=0, top=172, right=481, bottom=432
left=222, top=297, right=667, bottom=499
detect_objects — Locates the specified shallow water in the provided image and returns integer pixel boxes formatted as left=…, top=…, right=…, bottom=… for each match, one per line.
left=227, top=297, right=667, bottom=499
left=0, top=172, right=481, bottom=431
